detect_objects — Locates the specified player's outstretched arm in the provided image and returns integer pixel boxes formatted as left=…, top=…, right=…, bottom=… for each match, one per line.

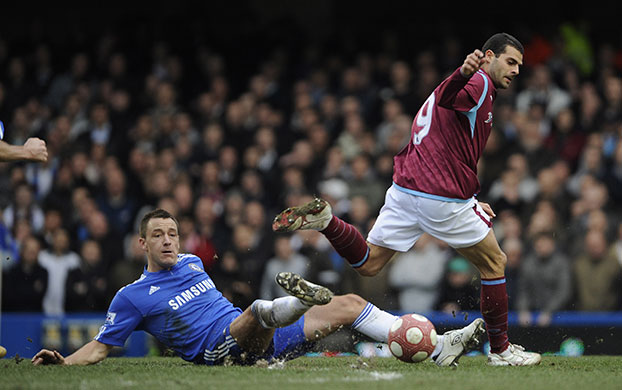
left=32, top=340, right=112, bottom=366
left=436, top=49, right=488, bottom=111
left=0, top=138, right=48, bottom=162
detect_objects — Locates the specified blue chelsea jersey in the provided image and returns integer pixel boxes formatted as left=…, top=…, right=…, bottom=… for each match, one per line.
left=95, top=253, right=242, bottom=361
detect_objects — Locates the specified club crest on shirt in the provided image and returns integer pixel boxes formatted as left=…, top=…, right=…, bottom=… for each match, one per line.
left=188, top=263, right=203, bottom=272
left=485, top=112, right=493, bottom=124
left=104, top=312, right=116, bottom=325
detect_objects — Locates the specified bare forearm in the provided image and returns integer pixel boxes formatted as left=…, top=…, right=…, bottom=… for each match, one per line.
left=64, top=340, right=111, bottom=365
left=0, top=140, right=29, bottom=162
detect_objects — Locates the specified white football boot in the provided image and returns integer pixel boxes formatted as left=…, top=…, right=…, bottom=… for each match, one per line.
left=275, top=272, right=334, bottom=305
left=272, top=198, right=332, bottom=232
left=433, top=318, right=486, bottom=367
left=488, top=343, right=542, bottom=366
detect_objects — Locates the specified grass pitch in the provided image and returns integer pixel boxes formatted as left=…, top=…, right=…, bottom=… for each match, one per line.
left=3, top=355, right=622, bottom=390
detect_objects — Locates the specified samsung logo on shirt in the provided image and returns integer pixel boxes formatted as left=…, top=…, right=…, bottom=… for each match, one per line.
left=168, top=279, right=216, bottom=310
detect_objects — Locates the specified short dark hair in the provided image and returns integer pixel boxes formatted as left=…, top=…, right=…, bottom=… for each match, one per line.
left=139, top=208, right=180, bottom=238
left=482, top=33, right=524, bottom=57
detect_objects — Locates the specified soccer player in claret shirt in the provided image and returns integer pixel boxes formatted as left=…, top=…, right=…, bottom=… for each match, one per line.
left=274, top=33, right=541, bottom=366
left=32, top=209, right=484, bottom=367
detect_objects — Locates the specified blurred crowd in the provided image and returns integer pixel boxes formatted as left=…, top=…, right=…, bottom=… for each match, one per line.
left=1, top=23, right=621, bottom=324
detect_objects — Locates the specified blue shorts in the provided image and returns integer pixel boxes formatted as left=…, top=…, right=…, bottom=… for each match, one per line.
left=197, top=316, right=313, bottom=366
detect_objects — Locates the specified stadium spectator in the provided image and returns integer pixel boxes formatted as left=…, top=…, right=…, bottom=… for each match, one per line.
left=515, top=64, right=572, bottom=120
left=603, top=139, right=622, bottom=207
left=567, top=142, right=607, bottom=197
left=544, top=108, right=587, bottom=170
left=346, top=154, right=387, bottom=213
left=385, top=61, right=418, bottom=116
left=388, top=234, right=450, bottom=312
left=487, top=153, right=539, bottom=207
left=227, top=223, right=267, bottom=298
left=1, top=235, right=48, bottom=311
left=83, top=210, right=124, bottom=270
left=515, top=115, right=556, bottom=174
left=516, top=231, right=572, bottom=326
left=291, top=229, right=340, bottom=294
left=572, top=229, right=622, bottom=311
left=259, top=235, right=309, bottom=300
left=65, top=240, right=108, bottom=312
left=3, top=182, right=45, bottom=234
left=39, top=228, right=80, bottom=315
left=45, top=53, right=90, bottom=112
left=435, top=256, right=480, bottom=313
left=501, top=236, right=523, bottom=310
left=180, top=212, right=217, bottom=272
left=96, top=167, right=138, bottom=236
left=171, top=179, right=195, bottom=217
left=0, top=220, right=19, bottom=266
left=107, top=233, right=148, bottom=299
left=38, top=208, right=61, bottom=248
left=243, top=200, right=273, bottom=260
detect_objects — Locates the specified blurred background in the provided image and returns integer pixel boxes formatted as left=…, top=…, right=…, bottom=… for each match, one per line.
left=0, top=1, right=621, bottom=358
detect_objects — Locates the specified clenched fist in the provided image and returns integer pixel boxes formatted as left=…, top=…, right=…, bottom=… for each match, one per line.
left=460, top=49, right=487, bottom=78
left=23, top=137, right=48, bottom=162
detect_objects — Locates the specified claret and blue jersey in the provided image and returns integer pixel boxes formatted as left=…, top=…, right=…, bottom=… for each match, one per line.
left=393, top=67, right=497, bottom=201
left=95, top=253, right=242, bottom=361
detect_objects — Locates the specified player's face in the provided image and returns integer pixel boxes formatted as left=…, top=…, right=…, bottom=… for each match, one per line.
left=486, top=46, right=523, bottom=89
left=140, top=217, right=180, bottom=272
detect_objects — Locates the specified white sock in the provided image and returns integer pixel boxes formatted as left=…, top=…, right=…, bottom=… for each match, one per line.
left=351, top=302, right=398, bottom=343
left=430, top=335, right=445, bottom=359
left=251, top=297, right=311, bottom=329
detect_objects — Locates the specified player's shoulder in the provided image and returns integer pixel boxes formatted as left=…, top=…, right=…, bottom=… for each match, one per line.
left=177, top=253, right=204, bottom=268
left=115, top=273, right=149, bottom=296
left=463, top=70, right=493, bottom=104
left=467, top=70, right=490, bottom=87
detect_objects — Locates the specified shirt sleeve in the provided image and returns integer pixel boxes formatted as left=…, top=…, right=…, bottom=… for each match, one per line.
left=436, top=67, right=482, bottom=112
left=94, top=291, right=142, bottom=347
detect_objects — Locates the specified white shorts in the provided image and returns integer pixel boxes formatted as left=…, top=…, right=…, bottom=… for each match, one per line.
left=367, top=184, right=491, bottom=251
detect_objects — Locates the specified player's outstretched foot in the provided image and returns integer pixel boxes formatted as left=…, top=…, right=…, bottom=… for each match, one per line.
left=433, top=318, right=486, bottom=367
left=276, top=272, right=333, bottom=305
left=487, top=344, right=541, bottom=366
left=272, top=198, right=332, bottom=232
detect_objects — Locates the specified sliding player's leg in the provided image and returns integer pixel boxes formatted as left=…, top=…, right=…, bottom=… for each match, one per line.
left=196, top=309, right=277, bottom=365
left=208, top=273, right=333, bottom=365
left=229, top=308, right=276, bottom=355
left=301, top=292, right=485, bottom=366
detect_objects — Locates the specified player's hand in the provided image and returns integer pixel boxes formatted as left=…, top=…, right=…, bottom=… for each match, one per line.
left=23, top=137, right=48, bottom=162
left=31, top=349, right=66, bottom=365
left=478, top=201, right=496, bottom=218
left=460, top=50, right=486, bottom=77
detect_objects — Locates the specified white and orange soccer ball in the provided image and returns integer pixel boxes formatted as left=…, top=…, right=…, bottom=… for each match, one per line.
left=388, top=314, right=437, bottom=363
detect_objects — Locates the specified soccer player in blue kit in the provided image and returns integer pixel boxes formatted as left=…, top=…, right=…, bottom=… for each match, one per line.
left=32, top=209, right=484, bottom=367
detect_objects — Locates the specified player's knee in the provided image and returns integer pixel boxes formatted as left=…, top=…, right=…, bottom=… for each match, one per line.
left=342, top=294, right=367, bottom=313
left=484, top=251, right=507, bottom=276
left=493, top=251, right=507, bottom=270
left=332, top=294, right=367, bottom=323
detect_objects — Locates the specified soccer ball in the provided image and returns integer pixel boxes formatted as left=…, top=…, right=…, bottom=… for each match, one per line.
left=388, top=314, right=437, bottom=363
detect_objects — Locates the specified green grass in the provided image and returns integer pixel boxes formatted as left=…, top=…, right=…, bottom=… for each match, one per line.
left=3, top=356, right=622, bottom=390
